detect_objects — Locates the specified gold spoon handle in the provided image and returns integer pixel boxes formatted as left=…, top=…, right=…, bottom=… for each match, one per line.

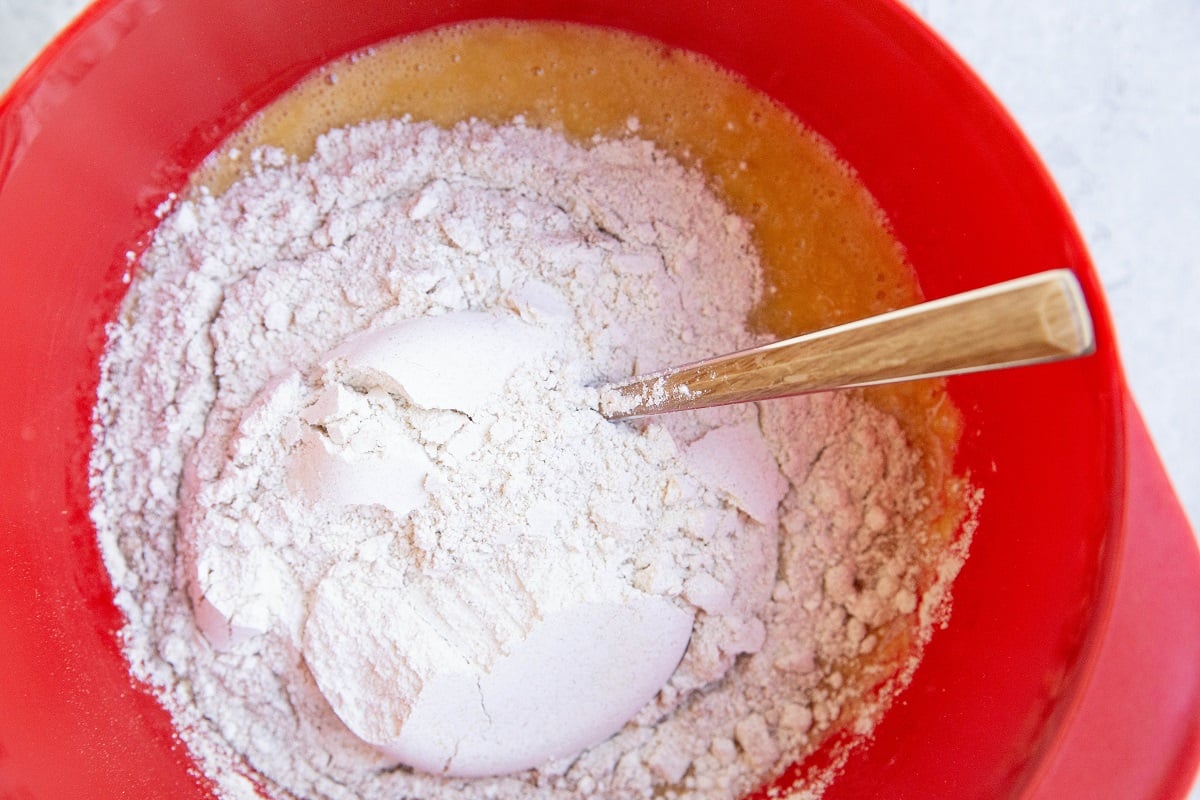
left=600, top=269, right=1095, bottom=420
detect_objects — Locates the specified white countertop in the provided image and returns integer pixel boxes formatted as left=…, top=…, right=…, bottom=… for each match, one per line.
left=3, top=0, right=1198, bottom=796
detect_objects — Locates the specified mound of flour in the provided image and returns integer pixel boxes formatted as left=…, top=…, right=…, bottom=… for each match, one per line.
left=90, top=118, right=967, bottom=800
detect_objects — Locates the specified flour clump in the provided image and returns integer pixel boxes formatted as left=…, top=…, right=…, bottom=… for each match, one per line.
left=90, top=118, right=971, bottom=800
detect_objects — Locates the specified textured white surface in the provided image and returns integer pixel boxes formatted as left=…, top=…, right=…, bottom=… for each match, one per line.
left=2, top=0, right=1197, bottom=796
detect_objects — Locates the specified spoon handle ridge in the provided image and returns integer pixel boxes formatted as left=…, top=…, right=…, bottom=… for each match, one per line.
left=601, top=269, right=1095, bottom=420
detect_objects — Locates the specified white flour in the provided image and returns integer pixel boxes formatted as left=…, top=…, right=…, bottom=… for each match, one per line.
left=90, top=118, right=971, bottom=799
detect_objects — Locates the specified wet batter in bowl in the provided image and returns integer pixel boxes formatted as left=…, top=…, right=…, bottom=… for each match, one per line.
left=90, top=20, right=973, bottom=800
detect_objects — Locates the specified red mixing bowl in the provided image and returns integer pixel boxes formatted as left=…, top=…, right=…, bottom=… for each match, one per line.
left=2, top=1, right=1198, bottom=798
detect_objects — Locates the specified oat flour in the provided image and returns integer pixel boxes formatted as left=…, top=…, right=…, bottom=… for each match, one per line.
left=90, top=118, right=969, bottom=800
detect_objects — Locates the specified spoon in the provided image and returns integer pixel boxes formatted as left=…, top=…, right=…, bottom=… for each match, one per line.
left=600, top=269, right=1095, bottom=420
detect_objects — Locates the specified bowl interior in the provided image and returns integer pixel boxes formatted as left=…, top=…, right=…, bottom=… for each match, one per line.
left=0, top=1, right=1123, bottom=798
